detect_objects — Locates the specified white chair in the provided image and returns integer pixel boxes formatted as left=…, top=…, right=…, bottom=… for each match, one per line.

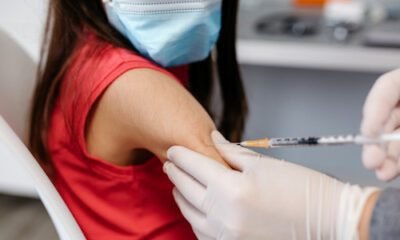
left=0, top=29, right=85, bottom=239
left=0, top=28, right=37, bottom=196
left=0, top=117, right=86, bottom=240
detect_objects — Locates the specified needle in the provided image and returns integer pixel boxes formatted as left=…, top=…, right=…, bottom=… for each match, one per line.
left=213, top=133, right=400, bottom=149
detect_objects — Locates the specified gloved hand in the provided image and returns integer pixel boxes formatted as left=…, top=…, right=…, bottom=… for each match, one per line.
left=361, top=69, right=400, bottom=181
left=164, top=131, right=378, bottom=240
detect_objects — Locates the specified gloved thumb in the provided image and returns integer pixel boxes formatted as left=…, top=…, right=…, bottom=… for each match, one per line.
left=361, top=70, right=400, bottom=136
left=212, top=131, right=259, bottom=171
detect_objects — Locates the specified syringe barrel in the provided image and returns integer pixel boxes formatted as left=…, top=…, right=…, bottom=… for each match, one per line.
left=269, top=137, right=320, bottom=147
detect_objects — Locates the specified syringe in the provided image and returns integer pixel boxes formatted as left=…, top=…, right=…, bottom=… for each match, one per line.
left=236, top=134, right=400, bottom=149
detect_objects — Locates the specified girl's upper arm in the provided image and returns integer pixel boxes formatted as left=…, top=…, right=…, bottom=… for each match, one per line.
left=86, top=68, right=226, bottom=166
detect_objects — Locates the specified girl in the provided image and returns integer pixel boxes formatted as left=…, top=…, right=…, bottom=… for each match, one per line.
left=29, top=0, right=247, bottom=239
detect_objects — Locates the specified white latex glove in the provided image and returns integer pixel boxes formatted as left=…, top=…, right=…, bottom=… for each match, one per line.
left=361, top=69, right=400, bottom=181
left=164, top=131, right=378, bottom=240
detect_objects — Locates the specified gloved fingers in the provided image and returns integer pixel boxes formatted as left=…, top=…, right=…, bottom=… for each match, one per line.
left=375, top=158, right=399, bottom=181
left=361, top=70, right=400, bottom=136
left=383, top=108, right=400, bottom=133
left=167, top=146, right=228, bottom=186
left=212, top=131, right=264, bottom=171
left=362, top=128, right=400, bottom=171
left=387, top=139, right=400, bottom=161
left=163, top=161, right=206, bottom=211
left=362, top=145, right=386, bottom=170
left=383, top=117, right=400, bottom=161
left=173, top=189, right=217, bottom=238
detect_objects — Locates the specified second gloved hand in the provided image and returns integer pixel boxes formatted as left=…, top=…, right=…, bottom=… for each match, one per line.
left=361, top=69, right=400, bottom=181
left=164, top=131, right=378, bottom=240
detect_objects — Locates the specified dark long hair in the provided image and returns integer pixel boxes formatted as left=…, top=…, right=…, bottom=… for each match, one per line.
left=29, top=0, right=248, bottom=164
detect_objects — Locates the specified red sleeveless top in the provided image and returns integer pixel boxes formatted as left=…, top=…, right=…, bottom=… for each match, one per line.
left=47, top=33, right=196, bottom=240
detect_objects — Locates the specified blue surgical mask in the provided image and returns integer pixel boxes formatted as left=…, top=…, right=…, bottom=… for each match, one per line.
left=103, top=0, right=222, bottom=67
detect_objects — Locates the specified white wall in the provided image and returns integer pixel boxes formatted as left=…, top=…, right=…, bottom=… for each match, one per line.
left=0, top=0, right=47, bottom=63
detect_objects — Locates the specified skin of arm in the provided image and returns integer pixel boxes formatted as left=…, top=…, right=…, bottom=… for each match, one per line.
left=359, top=191, right=380, bottom=240
left=85, top=68, right=226, bottom=167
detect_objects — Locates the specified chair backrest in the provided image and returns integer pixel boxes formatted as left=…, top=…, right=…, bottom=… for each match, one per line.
left=0, top=29, right=36, bottom=143
left=0, top=28, right=39, bottom=197
left=0, top=116, right=86, bottom=240
left=0, top=29, right=86, bottom=240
